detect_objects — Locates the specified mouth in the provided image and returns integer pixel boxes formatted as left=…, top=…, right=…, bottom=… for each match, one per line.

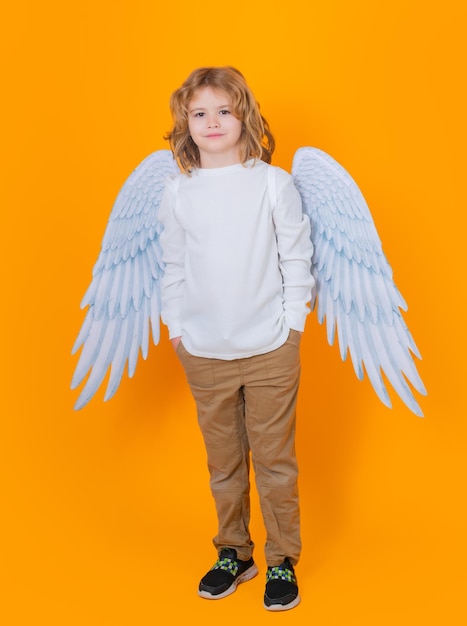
left=205, top=133, right=224, bottom=138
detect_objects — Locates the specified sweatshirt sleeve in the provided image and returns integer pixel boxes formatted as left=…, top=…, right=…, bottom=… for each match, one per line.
left=272, top=169, right=315, bottom=332
left=158, top=177, right=185, bottom=339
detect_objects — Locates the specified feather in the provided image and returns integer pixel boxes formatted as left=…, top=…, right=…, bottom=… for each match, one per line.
left=292, top=147, right=426, bottom=416
left=71, top=150, right=180, bottom=409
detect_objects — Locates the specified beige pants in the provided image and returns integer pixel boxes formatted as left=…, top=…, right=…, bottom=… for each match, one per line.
left=177, top=330, right=302, bottom=566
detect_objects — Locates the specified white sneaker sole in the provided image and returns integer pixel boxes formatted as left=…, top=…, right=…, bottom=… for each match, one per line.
left=198, top=564, right=259, bottom=600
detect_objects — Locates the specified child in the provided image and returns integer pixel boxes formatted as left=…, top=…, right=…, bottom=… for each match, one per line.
left=159, top=66, right=314, bottom=611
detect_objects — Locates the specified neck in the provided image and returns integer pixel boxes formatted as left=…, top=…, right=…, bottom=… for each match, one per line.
left=199, top=150, right=242, bottom=169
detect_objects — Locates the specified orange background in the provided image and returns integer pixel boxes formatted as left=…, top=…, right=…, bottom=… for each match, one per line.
left=2, top=1, right=466, bottom=624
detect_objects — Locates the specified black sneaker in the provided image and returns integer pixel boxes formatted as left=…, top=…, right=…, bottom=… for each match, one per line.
left=198, top=548, right=258, bottom=599
left=264, top=558, right=300, bottom=611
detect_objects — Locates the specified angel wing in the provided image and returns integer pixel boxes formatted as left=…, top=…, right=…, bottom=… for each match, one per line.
left=292, top=147, right=426, bottom=416
left=71, top=150, right=180, bottom=410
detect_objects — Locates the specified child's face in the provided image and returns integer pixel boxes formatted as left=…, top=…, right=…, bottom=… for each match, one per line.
left=188, top=86, right=243, bottom=168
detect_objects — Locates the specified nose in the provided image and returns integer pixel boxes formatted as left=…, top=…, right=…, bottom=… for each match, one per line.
left=207, top=114, right=219, bottom=128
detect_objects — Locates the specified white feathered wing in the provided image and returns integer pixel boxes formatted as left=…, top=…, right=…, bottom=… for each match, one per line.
left=71, top=150, right=179, bottom=410
left=292, top=147, right=426, bottom=416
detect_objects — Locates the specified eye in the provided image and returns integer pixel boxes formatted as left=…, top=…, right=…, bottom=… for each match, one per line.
left=194, top=111, right=205, bottom=118
left=219, top=109, right=231, bottom=115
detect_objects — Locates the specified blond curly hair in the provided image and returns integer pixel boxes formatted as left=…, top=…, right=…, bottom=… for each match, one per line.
left=165, top=66, right=275, bottom=173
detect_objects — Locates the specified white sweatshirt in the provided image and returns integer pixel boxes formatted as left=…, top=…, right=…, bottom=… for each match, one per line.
left=158, top=159, right=314, bottom=359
